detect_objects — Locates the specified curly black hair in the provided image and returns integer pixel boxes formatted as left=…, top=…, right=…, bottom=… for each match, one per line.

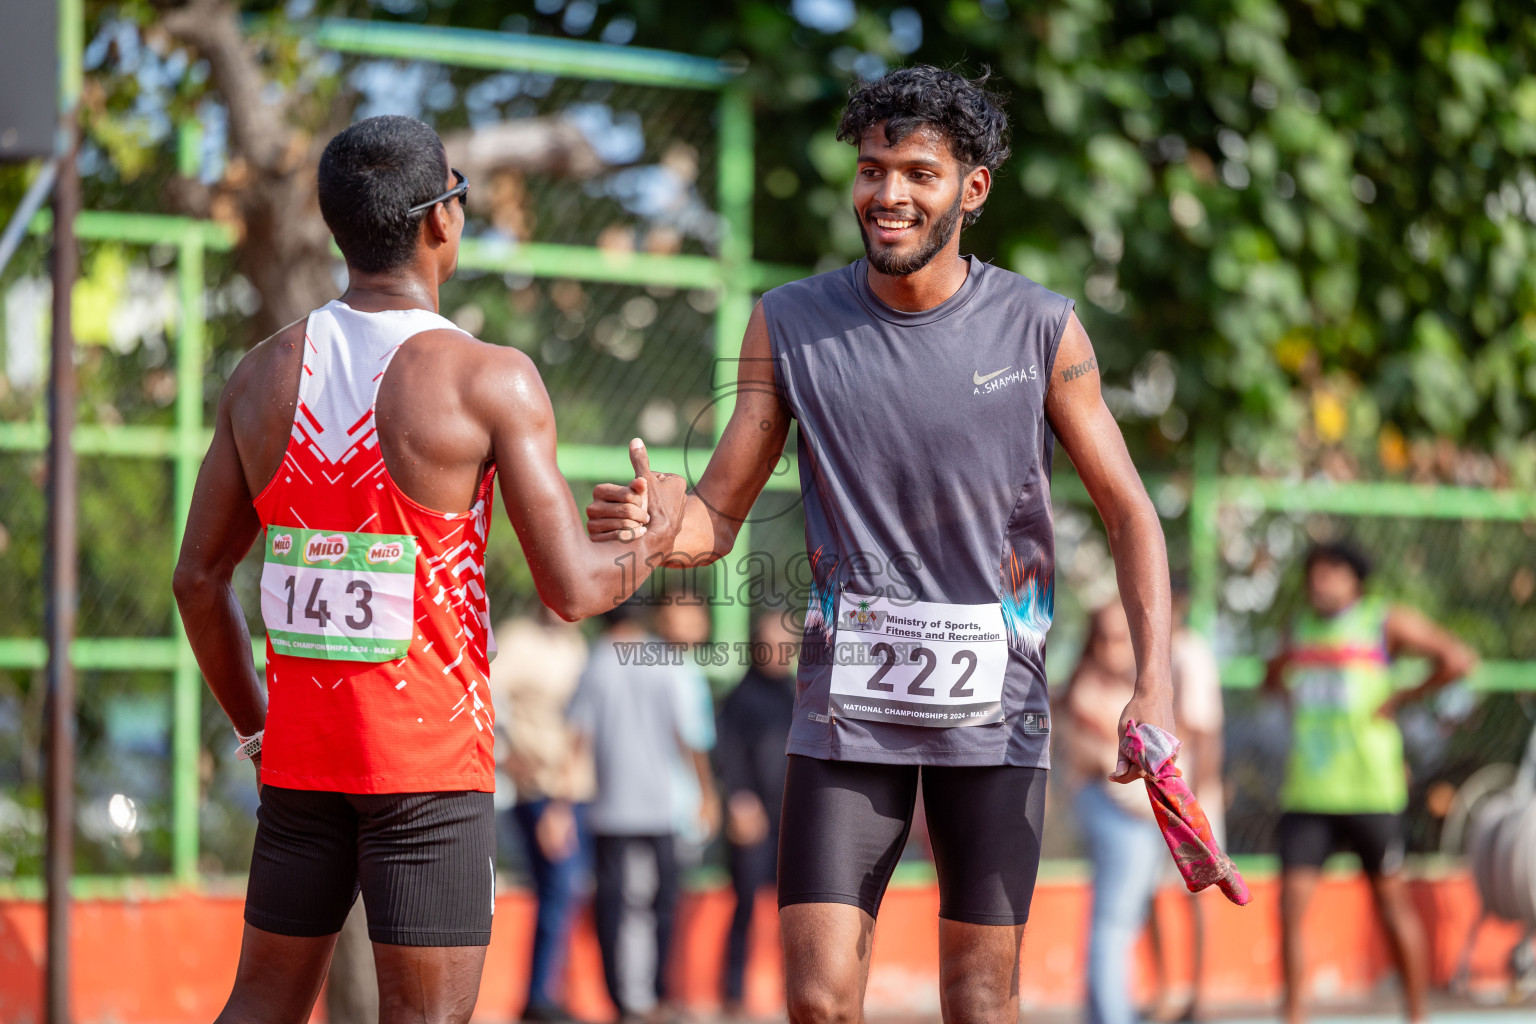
left=836, top=66, right=1011, bottom=227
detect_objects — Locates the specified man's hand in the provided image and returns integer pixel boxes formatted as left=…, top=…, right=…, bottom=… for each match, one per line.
left=725, top=790, right=770, bottom=847
left=627, top=439, right=687, bottom=548
left=587, top=439, right=652, bottom=541
left=251, top=753, right=263, bottom=795
left=587, top=439, right=685, bottom=544
left=1110, top=686, right=1176, bottom=784
left=535, top=800, right=579, bottom=861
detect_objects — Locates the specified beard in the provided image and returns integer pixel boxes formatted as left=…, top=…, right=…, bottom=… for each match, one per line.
left=858, top=188, right=964, bottom=276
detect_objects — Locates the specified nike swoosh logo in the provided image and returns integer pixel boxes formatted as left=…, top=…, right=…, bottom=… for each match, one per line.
left=973, top=366, right=1012, bottom=385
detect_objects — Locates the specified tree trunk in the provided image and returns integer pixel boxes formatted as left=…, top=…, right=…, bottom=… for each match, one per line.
left=159, top=0, right=338, bottom=341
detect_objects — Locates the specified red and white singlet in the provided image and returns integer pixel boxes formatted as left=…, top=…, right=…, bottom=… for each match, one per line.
left=253, top=300, right=497, bottom=793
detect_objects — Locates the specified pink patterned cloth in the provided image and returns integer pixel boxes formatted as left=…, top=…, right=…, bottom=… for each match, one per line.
left=1118, top=719, right=1251, bottom=906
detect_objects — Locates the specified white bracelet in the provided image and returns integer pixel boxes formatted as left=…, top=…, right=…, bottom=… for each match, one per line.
left=235, top=729, right=264, bottom=762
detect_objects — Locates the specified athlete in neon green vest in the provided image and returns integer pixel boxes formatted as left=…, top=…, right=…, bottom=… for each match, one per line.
left=1263, top=542, right=1475, bottom=1024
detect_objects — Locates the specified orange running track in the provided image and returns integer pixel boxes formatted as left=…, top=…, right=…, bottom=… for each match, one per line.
left=0, top=869, right=1527, bottom=1021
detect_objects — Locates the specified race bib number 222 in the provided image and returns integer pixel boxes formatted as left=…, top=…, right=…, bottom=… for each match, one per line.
left=828, top=591, right=1009, bottom=728
left=260, top=527, right=418, bottom=662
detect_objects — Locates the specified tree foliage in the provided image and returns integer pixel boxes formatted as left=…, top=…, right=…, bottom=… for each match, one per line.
left=374, top=0, right=1536, bottom=482
left=755, top=0, right=1536, bottom=484
left=12, top=0, right=1536, bottom=480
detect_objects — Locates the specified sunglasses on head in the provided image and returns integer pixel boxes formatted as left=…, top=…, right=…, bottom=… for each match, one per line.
left=408, top=168, right=468, bottom=216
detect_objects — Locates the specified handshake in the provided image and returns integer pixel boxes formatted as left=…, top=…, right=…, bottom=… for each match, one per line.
left=584, top=437, right=690, bottom=548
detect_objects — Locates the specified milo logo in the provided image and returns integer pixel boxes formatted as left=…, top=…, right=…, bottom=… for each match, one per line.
left=303, top=533, right=349, bottom=564
left=366, top=540, right=405, bottom=565
left=271, top=533, right=293, bottom=557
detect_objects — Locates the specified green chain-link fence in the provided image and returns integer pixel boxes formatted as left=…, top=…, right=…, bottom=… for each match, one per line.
left=4, top=18, right=1536, bottom=889
left=0, top=19, right=799, bottom=886
left=1043, top=474, right=1536, bottom=861
left=1205, top=485, right=1536, bottom=858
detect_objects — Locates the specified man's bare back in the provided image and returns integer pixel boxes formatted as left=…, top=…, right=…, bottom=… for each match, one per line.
left=211, top=288, right=681, bottom=625
left=228, top=315, right=522, bottom=516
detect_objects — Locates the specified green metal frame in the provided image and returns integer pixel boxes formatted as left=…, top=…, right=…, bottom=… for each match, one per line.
left=1184, top=467, right=1536, bottom=693
left=4, top=14, right=1534, bottom=886
left=1, top=18, right=802, bottom=881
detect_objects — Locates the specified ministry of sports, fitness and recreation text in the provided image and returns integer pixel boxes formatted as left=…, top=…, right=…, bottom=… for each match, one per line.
left=827, top=592, right=1009, bottom=728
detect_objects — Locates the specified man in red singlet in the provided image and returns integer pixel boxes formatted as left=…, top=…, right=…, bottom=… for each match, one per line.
left=172, top=115, right=685, bottom=1024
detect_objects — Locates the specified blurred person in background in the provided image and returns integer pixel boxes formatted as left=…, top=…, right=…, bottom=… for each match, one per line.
left=489, top=608, right=593, bottom=1023
left=569, top=601, right=716, bottom=1022
left=1146, top=577, right=1224, bottom=1022
left=1062, top=600, right=1162, bottom=1024
left=714, top=611, right=799, bottom=1017
left=651, top=594, right=721, bottom=865
left=1263, top=541, right=1476, bottom=1024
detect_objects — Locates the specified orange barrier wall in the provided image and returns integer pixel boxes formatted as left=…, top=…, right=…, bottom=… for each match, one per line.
left=0, top=871, right=1526, bottom=1022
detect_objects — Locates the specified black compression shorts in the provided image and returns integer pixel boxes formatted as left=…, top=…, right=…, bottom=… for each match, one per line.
left=777, top=755, right=1047, bottom=925
left=245, top=786, right=496, bottom=946
left=1277, top=811, right=1406, bottom=877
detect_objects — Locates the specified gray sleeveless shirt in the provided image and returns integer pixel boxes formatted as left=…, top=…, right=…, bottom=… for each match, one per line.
left=763, top=257, right=1073, bottom=768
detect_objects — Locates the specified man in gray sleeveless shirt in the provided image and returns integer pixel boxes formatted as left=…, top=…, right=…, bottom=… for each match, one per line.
left=587, top=67, right=1177, bottom=1024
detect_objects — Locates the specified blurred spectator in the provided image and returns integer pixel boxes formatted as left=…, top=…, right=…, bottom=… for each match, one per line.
left=713, top=612, right=798, bottom=1015
left=1264, top=542, right=1476, bottom=1024
left=652, top=596, right=721, bottom=861
left=1147, top=579, right=1224, bottom=1022
left=568, top=601, right=717, bottom=1022
left=1061, top=600, right=1162, bottom=1024
left=489, top=607, right=593, bottom=1023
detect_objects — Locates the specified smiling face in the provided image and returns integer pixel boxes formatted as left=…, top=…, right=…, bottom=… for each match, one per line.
left=851, top=123, right=989, bottom=277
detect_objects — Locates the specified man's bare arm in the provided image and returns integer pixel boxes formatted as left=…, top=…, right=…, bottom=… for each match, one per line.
left=1046, top=312, right=1175, bottom=767
left=586, top=302, right=790, bottom=567
left=476, top=344, right=685, bottom=619
left=172, top=377, right=267, bottom=740
left=1379, top=606, right=1478, bottom=715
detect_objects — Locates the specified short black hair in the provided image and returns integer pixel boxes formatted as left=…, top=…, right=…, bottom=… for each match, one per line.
left=836, top=66, right=1011, bottom=227
left=1304, top=541, right=1373, bottom=583
left=317, top=115, right=449, bottom=274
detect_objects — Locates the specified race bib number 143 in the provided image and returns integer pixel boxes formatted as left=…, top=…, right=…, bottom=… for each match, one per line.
left=260, top=528, right=418, bottom=662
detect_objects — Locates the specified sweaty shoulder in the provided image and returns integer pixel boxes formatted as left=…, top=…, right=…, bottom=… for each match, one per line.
left=456, top=334, right=545, bottom=410
left=225, top=320, right=303, bottom=444
left=218, top=319, right=307, bottom=497
left=226, top=319, right=304, bottom=422
left=388, top=327, right=548, bottom=426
